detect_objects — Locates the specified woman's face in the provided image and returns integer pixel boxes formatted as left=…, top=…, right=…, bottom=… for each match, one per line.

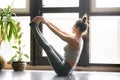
left=72, top=25, right=78, bottom=34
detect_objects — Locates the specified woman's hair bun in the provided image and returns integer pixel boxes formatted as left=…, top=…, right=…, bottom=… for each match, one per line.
left=82, top=13, right=89, bottom=24
left=82, top=17, right=87, bottom=23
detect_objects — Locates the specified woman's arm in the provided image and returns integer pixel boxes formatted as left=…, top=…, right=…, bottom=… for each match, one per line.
left=41, top=17, right=75, bottom=44
left=30, top=16, right=73, bottom=43
left=31, top=16, right=79, bottom=50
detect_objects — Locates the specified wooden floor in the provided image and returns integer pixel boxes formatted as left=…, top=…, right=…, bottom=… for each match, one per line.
left=0, top=70, right=120, bottom=80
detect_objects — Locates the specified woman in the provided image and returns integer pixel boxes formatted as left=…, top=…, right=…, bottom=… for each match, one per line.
left=30, top=14, right=88, bottom=76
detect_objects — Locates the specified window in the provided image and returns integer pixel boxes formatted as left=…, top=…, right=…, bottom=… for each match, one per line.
left=90, top=16, right=120, bottom=64
left=30, top=0, right=120, bottom=66
left=91, top=0, right=120, bottom=12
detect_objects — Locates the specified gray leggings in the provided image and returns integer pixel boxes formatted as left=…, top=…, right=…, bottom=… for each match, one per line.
left=30, top=22, right=73, bottom=76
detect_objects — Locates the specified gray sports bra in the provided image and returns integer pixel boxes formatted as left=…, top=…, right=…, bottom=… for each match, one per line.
left=64, top=39, right=83, bottom=64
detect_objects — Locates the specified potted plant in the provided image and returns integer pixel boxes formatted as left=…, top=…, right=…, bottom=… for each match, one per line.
left=0, top=4, right=19, bottom=70
left=10, top=22, right=29, bottom=71
left=0, top=4, right=29, bottom=71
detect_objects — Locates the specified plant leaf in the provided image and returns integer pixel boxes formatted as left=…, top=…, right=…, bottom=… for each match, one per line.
left=7, top=22, right=13, bottom=42
left=12, top=46, right=18, bottom=49
left=10, top=54, right=17, bottom=62
left=8, top=26, right=12, bottom=42
left=24, top=54, right=29, bottom=59
left=10, top=20, right=18, bottom=39
left=17, top=27, right=21, bottom=33
left=18, top=58, right=23, bottom=61
left=18, top=32, right=23, bottom=39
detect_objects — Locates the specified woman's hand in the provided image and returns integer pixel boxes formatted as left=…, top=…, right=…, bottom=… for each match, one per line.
left=32, top=16, right=42, bottom=25
left=41, top=17, right=49, bottom=24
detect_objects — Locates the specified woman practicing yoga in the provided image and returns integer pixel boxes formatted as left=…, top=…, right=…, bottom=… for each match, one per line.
left=30, top=14, right=88, bottom=76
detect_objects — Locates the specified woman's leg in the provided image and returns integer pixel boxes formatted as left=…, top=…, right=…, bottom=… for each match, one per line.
left=50, top=45, right=64, bottom=61
left=30, top=22, right=73, bottom=76
left=30, top=22, right=63, bottom=61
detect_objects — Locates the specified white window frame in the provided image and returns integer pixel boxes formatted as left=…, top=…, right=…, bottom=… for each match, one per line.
left=0, top=0, right=30, bottom=13
left=91, top=0, right=120, bottom=12
left=12, top=0, right=29, bottom=13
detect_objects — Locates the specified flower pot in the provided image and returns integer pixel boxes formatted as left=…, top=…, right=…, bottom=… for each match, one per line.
left=0, top=55, right=6, bottom=71
left=12, top=61, right=27, bottom=71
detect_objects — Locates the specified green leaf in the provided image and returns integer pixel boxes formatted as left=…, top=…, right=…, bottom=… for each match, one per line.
left=17, top=51, right=20, bottom=54
left=10, top=54, right=17, bottom=62
left=10, top=20, right=18, bottom=39
left=6, top=22, right=12, bottom=42
left=6, top=22, right=9, bottom=34
left=7, top=5, right=12, bottom=13
left=18, top=32, right=23, bottom=39
left=24, top=54, right=29, bottom=59
left=1, top=25, right=5, bottom=40
left=17, top=27, right=21, bottom=32
left=18, top=58, right=23, bottom=61
left=6, top=5, right=12, bottom=17
left=12, top=46, right=18, bottom=49
left=1, top=9, right=5, bottom=16
left=7, top=25, right=12, bottom=42
left=18, top=40, right=21, bottom=45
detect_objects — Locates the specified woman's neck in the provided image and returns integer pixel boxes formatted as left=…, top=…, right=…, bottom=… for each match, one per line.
left=71, top=31, right=82, bottom=40
left=75, top=32, right=82, bottom=40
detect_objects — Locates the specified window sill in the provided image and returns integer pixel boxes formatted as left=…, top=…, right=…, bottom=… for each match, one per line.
left=5, top=64, right=120, bottom=72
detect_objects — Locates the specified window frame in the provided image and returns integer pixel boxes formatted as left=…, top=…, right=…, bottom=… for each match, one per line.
left=91, top=0, right=120, bottom=13
left=12, top=0, right=30, bottom=14
left=0, top=0, right=30, bottom=14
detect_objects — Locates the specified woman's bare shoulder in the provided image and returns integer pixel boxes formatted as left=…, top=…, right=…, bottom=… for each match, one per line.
left=67, top=38, right=80, bottom=51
